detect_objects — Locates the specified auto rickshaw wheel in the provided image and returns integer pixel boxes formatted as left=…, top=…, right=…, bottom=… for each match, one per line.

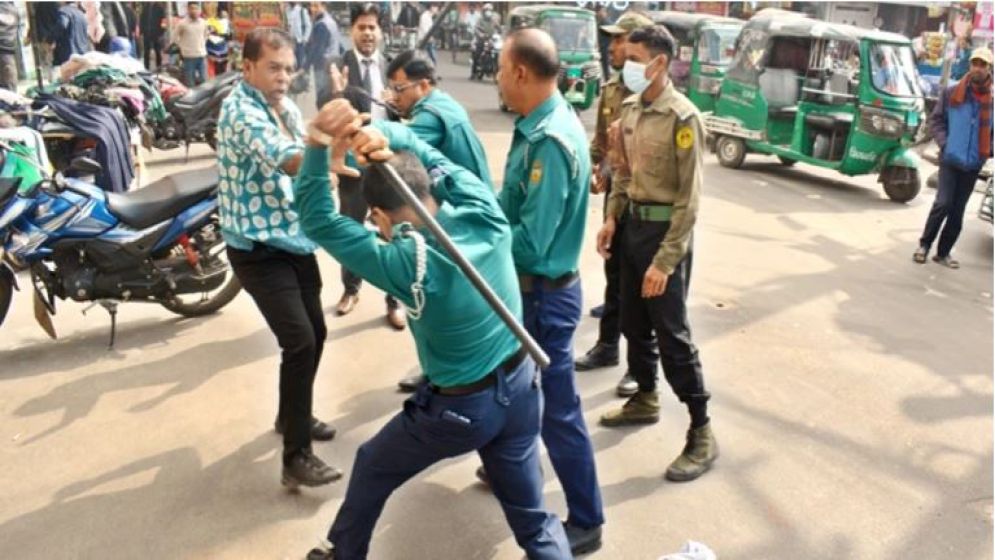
left=716, top=136, right=746, bottom=169
left=881, top=167, right=922, bottom=203
left=777, top=156, right=796, bottom=167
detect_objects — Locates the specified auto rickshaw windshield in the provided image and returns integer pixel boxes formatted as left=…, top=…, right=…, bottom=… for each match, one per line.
left=869, top=43, right=922, bottom=98
left=699, top=27, right=739, bottom=65
left=541, top=17, right=597, bottom=53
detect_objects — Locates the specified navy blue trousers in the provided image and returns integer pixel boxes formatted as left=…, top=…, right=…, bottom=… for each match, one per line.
left=327, top=357, right=571, bottom=560
left=919, top=163, right=982, bottom=258
left=523, top=279, right=605, bottom=530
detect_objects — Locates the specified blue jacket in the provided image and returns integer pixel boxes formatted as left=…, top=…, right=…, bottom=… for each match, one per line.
left=931, top=84, right=994, bottom=172
left=303, top=12, right=340, bottom=72
left=54, top=4, right=90, bottom=66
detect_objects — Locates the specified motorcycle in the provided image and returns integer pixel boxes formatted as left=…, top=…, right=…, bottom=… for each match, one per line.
left=0, top=142, right=241, bottom=346
left=471, top=32, right=501, bottom=82
left=206, top=30, right=230, bottom=76
left=148, top=70, right=240, bottom=153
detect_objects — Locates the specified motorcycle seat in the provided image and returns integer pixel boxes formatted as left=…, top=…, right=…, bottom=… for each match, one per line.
left=106, top=167, right=218, bottom=229
left=173, top=72, right=238, bottom=108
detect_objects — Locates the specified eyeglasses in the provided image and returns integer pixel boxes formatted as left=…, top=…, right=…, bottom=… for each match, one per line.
left=388, top=82, right=418, bottom=94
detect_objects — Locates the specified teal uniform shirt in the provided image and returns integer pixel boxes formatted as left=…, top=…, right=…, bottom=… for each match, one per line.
left=293, top=122, right=521, bottom=387
left=408, top=88, right=494, bottom=188
left=498, top=92, right=590, bottom=278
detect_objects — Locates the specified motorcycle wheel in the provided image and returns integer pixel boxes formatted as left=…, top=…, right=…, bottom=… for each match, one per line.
left=207, top=133, right=217, bottom=152
left=159, top=220, right=242, bottom=317
left=0, top=267, right=12, bottom=328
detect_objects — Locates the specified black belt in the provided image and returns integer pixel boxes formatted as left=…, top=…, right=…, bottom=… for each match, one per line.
left=518, top=271, right=579, bottom=293
left=433, top=346, right=528, bottom=396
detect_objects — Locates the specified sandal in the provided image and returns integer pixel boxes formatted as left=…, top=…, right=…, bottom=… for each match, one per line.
left=913, top=247, right=927, bottom=264
left=932, top=255, right=960, bottom=269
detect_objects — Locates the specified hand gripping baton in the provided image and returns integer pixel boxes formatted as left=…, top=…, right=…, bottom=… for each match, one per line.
left=369, top=161, right=551, bottom=369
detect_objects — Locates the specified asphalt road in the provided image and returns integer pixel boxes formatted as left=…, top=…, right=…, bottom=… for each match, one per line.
left=0, top=54, right=991, bottom=560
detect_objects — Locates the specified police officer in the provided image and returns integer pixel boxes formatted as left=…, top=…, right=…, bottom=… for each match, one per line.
left=597, top=25, right=718, bottom=482
left=575, top=12, right=653, bottom=399
left=381, top=49, right=496, bottom=392
left=494, top=28, right=604, bottom=554
left=298, top=100, right=571, bottom=560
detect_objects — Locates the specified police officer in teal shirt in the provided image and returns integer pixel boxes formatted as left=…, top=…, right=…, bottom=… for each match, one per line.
left=493, top=28, right=605, bottom=555
left=297, top=100, right=571, bottom=560
left=381, top=49, right=496, bottom=391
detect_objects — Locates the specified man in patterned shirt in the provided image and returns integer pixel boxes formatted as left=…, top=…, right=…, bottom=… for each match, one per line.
left=217, top=28, right=340, bottom=489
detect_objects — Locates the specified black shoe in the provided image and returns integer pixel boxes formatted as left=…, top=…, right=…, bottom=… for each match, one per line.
left=476, top=465, right=490, bottom=486
left=563, top=521, right=602, bottom=555
left=398, top=373, right=427, bottom=393
left=574, top=342, right=619, bottom=371
left=275, top=417, right=337, bottom=442
left=589, top=304, right=605, bottom=318
left=282, top=449, right=343, bottom=489
left=306, top=541, right=335, bottom=560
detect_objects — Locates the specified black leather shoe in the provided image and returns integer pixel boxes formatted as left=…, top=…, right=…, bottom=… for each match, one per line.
left=574, top=342, right=619, bottom=371
left=589, top=304, right=605, bottom=318
left=398, top=373, right=427, bottom=393
left=476, top=465, right=490, bottom=486
left=306, top=541, right=335, bottom=559
left=563, top=521, right=602, bottom=555
left=282, top=449, right=343, bottom=489
left=275, top=417, right=337, bottom=442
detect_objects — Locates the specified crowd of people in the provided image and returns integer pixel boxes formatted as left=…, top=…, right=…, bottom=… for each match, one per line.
left=213, top=3, right=732, bottom=558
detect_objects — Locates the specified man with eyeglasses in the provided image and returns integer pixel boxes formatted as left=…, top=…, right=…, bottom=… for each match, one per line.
left=377, top=49, right=494, bottom=393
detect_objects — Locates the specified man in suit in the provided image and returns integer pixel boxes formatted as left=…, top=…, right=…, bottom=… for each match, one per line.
left=322, top=2, right=405, bottom=330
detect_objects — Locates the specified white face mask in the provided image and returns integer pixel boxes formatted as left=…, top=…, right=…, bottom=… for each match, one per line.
left=622, top=59, right=652, bottom=94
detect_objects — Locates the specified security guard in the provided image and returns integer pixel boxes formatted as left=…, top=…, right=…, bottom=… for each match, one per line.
left=495, top=28, right=604, bottom=554
left=299, top=101, right=571, bottom=560
left=382, top=49, right=498, bottom=392
left=575, top=12, right=653, bottom=399
left=597, top=25, right=718, bottom=482
left=385, top=49, right=494, bottom=188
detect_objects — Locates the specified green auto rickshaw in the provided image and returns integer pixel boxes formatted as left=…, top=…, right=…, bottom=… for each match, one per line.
left=707, top=9, right=927, bottom=202
left=649, top=11, right=743, bottom=114
left=509, top=5, right=602, bottom=111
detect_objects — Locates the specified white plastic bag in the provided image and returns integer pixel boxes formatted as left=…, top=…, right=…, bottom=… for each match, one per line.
left=658, top=540, right=717, bottom=560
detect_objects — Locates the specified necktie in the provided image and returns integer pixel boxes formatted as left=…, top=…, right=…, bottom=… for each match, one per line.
left=361, top=59, right=373, bottom=93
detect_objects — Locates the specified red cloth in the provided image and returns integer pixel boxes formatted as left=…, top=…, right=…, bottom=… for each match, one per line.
left=950, top=73, right=993, bottom=159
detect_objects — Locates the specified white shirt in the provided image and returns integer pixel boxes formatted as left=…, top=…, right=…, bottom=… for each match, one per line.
left=466, top=11, right=480, bottom=30
left=418, top=10, right=434, bottom=40
left=356, top=50, right=386, bottom=121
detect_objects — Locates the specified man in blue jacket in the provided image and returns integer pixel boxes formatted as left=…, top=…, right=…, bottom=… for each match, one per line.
left=914, top=47, right=993, bottom=269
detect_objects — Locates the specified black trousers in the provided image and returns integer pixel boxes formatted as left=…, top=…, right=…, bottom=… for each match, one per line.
left=619, top=216, right=709, bottom=411
left=143, top=37, right=162, bottom=70
left=338, top=175, right=397, bottom=308
left=597, top=189, right=623, bottom=347
left=227, top=244, right=327, bottom=462
left=919, top=162, right=981, bottom=258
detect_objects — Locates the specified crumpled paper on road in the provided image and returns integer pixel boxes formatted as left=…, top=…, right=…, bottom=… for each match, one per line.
left=658, top=540, right=717, bottom=560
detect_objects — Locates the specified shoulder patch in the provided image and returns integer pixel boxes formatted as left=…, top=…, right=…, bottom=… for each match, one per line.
left=529, top=160, right=542, bottom=184
left=675, top=125, right=694, bottom=150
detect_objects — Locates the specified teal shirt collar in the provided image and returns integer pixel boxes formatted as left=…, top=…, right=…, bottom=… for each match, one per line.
left=237, top=82, right=301, bottom=138
left=412, top=88, right=442, bottom=113
left=514, top=93, right=563, bottom=142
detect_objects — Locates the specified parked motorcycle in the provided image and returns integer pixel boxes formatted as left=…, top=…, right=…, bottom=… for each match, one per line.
left=471, top=32, right=501, bottom=82
left=149, top=70, right=240, bottom=153
left=0, top=143, right=241, bottom=346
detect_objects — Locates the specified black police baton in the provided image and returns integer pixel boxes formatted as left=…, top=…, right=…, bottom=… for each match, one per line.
left=368, top=161, right=551, bottom=369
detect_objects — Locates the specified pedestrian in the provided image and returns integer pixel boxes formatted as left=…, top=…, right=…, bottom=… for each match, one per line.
left=596, top=24, right=718, bottom=483
left=377, top=49, right=494, bottom=392
left=303, top=1, right=340, bottom=107
left=33, top=1, right=61, bottom=82
left=914, top=47, right=994, bottom=269
left=139, top=1, right=165, bottom=70
left=417, top=3, right=437, bottom=66
left=297, top=98, right=573, bottom=560
left=176, top=2, right=209, bottom=86
left=0, top=2, right=20, bottom=92
left=574, top=12, right=653, bottom=398
left=53, top=1, right=91, bottom=67
left=287, top=2, right=311, bottom=73
left=216, top=27, right=341, bottom=490
left=492, top=28, right=605, bottom=555
left=326, top=3, right=406, bottom=330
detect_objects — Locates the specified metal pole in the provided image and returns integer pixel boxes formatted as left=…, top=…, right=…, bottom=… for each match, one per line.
left=369, top=161, right=551, bottom=370
left=27, top=2, right=42, bottom=89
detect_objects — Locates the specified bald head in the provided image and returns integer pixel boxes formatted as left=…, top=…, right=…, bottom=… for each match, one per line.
left=506, top=28, right=560, bottom=81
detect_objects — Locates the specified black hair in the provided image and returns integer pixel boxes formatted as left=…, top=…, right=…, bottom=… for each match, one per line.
left=506, top=28, right=560, bottom=80
left=243, top=28, right=295, bottom=62
left=628, top=24, right=675, bottom=62
left=363, top=151, right=432, bottom=212
left=386, top=50, right=437, bottom=84
left=351, top=3, right=380, bottom=26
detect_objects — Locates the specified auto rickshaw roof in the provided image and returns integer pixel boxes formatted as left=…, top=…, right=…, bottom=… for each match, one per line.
left=510, top=5, right=597, bottom=18
left=746, top=9, right=911, bottom=44
left=647, top=10, right=742, bottom=31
